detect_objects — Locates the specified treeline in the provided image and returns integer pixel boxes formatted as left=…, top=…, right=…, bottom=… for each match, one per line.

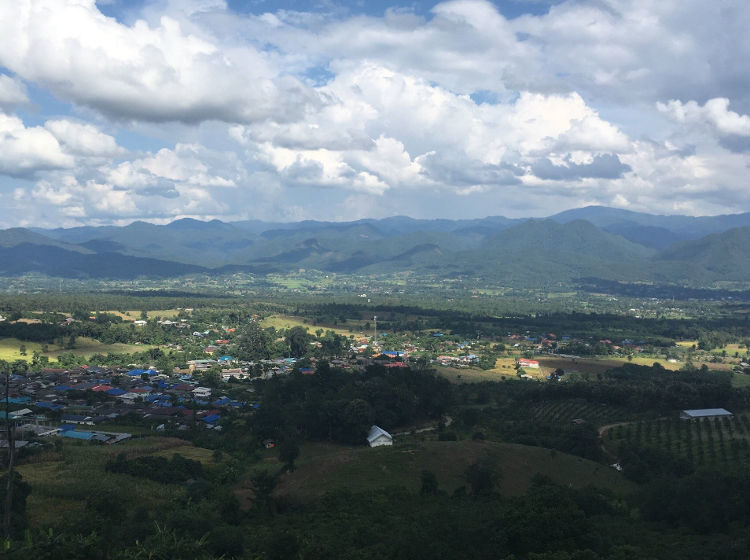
left=7, top=473, right=750, bottom=559
left=224, top=364, right=454, bottom=448
left=105, top=453, right=204, bottom=484
left=486, top=363, right=743, bottom=413
left=293, top=301, right=750, bottom=344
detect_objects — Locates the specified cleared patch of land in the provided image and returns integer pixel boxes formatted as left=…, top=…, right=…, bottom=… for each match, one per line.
left=0, top=335, right=157, bottom=363
left=0, top=337, right=45, bottom=361
left=16, top=437, right=196, bottom=527
left=45, top=336, right=156, bottom=359
left=260, top=314, right=360, bottom=338
left=270, top=439, right=633, bottom=503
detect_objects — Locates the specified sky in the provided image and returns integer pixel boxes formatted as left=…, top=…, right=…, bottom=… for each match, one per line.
left=1, top=0, right=750, bottom=228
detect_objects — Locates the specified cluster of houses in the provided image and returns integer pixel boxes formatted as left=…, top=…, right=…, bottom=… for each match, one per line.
left=1, top=365, right=250, bottom=446
left=435, top=354, right=478, bottom=367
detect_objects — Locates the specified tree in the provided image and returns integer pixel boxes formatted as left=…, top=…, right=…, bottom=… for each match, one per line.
left=338, top=398, right=374, bottom=444
left=464, top=459, right=500, bottom=497
left=286, top=326, right=311, bottom=358
left=278, top=439, right=300, bottom=472
left=250, top=470, right=279, bottom=515
left=420, top=469, right=439, bottom=495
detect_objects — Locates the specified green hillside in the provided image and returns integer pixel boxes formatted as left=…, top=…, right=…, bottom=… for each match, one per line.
left=273, top=439, right=634, bottom=501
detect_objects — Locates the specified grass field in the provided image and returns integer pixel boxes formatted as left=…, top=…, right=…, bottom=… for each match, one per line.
left=45, top=337, right=155, bottom=359
left=16, top=438, right=191, bottom=527
left=0, top=336, right=156, bottom=363
left=436, top=365, right=513, bottom=383
left=16, top=437, right=220, bottom=527
left=269, top=439, right=634, bottom=503
left=260, top=314, right=360, bottom=338
left=0, top=337, right=45, bottom=361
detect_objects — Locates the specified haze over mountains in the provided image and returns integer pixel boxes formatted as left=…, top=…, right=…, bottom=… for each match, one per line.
left=2, top=206, right=749, bottom=286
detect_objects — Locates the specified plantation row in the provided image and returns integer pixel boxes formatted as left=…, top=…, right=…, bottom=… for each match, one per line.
left=530, top=398, right=629, bottom=426
left=607, top=413, right=750, bottom=468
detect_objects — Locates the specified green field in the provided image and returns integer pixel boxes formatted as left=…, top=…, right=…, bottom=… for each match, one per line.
left=45, top=336, right=156, bottom=359
left=0, top=336, right=157, bottom=363
left=269, top=439, right=633, bottom=502
left=0, top=337, right=45, bottom=361
left=16, top=437, right=218, bottom=527
left=604, top=413, right=750, bottom=469
left=260, top=314, right=360, bottom=338
left=530, top=398, right=631, bottom=426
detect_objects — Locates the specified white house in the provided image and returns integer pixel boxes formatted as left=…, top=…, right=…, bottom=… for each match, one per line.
left=192, top=386, right=212, bottom=399
left=367, top=425, right=393, bottom=447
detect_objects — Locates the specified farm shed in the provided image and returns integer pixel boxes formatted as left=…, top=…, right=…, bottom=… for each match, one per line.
left=680, top=408, right=733, bottom=420
left=367, top=425, right=393, bottom=447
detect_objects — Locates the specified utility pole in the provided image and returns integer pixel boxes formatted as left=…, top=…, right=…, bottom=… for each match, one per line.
left=3, top=362, right=15, bottom=540
left=373, top=315, right=377, bottom=346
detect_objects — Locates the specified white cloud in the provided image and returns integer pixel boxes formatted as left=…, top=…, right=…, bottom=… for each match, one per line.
left=657, top=98, right=750, bottom=137
left=45, top=119, right=127, bottom=157
left=2, top=0, right=750, bottom=225
left=0, top=0, right=318, bottom=123
left=0, top=113, right=73, bottom=177
left=0, top=74, right=29, bottom=109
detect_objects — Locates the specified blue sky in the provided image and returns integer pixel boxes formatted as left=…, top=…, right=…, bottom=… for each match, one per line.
left=0, top=0, right=749, bottom=228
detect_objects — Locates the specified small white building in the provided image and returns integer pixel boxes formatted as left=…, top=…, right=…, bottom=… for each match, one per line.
left=367, top=425, right=393, bottom=447
left=192, top=386, right=212, bottom=399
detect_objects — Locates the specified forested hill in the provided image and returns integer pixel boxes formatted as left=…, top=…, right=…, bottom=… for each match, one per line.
left=0, top=207, right=746, bottom=286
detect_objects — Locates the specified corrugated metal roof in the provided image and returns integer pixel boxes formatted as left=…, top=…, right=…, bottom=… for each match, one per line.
left=682, top=408, right=733, bottom=417
left=367, top=425, right=392, bottom=443
left=62, top=430, right=95, bottom=440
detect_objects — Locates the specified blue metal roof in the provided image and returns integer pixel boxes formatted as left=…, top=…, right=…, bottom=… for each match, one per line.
left=127, top=369, right=156, bottom=376
left=35, top=401, right=64, bottom=410
left=62, top=430, right=95, bottom=440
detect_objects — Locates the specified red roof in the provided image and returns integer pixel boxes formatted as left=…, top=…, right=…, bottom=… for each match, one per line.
left=91, top=384, right=114, bottom=392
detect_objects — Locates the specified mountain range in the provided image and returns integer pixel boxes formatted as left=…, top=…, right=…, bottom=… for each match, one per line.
left=0, top=206, right=748, bottom=287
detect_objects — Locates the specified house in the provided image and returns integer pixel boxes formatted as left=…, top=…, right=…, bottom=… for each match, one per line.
left=518, top=359, right=540, bottom=369
left=192, top=386, right=212, bottom=399
left=680, top=408, right=733, bottom=420
left=221, top=368, right=249, bottom=382
left=367, top=425, right=393, bottom=447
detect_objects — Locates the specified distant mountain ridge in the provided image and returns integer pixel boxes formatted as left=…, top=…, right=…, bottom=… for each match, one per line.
left=7, top=206, right=750, bottom=286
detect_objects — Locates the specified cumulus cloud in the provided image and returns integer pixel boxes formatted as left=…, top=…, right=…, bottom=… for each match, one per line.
left=532, top=154, right=631, bottom=181
left=45, top=119, right=127, bottom=157
left=0, top=74, right=29, bottom=110
left=657, top=98, right=750, bottom=136
left=2, top=0, right=750, bottom=225
left=0, top=113, right=73, bottom=177
left=235, top=63, right=633, bottom=197
left=0, top=0, right=318, bottom=123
